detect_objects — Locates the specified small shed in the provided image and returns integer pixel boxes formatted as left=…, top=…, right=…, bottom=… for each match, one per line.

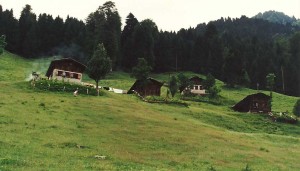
left=232, top=93, right=271, bottom=113
left=181, top=76, right=206, bottom=95
left=128, top=78, right=163, bottom=97
left=46, top=58, right=86, bottom=83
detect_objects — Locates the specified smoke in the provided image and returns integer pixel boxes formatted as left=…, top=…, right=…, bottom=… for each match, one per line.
left=24, top=56, right=59, bottom=81
left=24, top=43, right=87, bottom=81
left=52, top=43, right=87, bottom=64
left=25, top=73, right=34, bottom=82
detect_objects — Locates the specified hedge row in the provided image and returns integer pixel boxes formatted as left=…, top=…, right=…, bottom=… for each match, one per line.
left=31, top=80, right=104, bottom=96
left=271, top=112, right=298, bottom=124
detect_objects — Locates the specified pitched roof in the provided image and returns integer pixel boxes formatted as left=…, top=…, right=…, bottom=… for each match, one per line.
left=128, top=78, right=163, bottom=93
left=189, top=76, right=204, bottom=84
left=232, top=93, right=271, bottom=112
left=46, top=58, right=86, bottom=77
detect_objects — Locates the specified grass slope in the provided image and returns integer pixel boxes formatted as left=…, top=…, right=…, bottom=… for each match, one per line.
left=0, top=51, right=300, bottom=171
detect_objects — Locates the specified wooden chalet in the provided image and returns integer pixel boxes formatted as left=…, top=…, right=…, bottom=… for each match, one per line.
left=46, top=58, right=86, bottom=83
left=128, top=78, right=163, bottom=97
left=181, top=76, right=206, bottom=95
left=232, top=93, right=271, bottom=113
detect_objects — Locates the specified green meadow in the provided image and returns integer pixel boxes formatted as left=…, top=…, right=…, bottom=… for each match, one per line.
left=0, top=51, right=299, bottom=171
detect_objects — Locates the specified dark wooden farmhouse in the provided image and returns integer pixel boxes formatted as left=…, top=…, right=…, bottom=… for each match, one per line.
left=46, top=58, right=86, bottom=83
left=128, top=78, right=163, bottom=97
left=232, top=93, right=271, bottom=113
left=180, top=76, right=206, bottom=95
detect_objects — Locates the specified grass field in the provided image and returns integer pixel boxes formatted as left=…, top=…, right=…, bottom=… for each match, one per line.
left=0, top=51, right=300, bottom=170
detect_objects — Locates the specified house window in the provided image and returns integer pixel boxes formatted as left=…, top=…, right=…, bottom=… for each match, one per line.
left=65, top=72, right=70, bottom=78
left=194, top=86, right=198, bottom=90
left=73, top=73, right=78, bottom=79
left=57, top=70, right=63, bottom=76
left=200, top=86, right=203, bottom=90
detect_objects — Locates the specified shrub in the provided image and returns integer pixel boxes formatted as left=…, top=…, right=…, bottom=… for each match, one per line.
left=204, top=73, right=215, bottom=89
left=293, top=99, right=300, bottom=117
left=32, top=80, right=102, bottom=96
left=208, top=85, right=221, bottom=99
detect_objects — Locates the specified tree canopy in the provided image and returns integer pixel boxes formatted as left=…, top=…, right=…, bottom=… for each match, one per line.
left=87, top=43, right=112, bottom=95
left=0, top=35, right=6, bottom=54
left=0, top=3, right=299, bottom=96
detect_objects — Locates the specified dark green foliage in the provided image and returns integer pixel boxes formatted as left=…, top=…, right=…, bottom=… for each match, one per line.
left=0, top=4, right=299, bottom=96
left=254, top=10, right=298, bottom=26
left=240, top=69, right=251, bottom=87
left=131, top=58, right=152, bottom=81
left=121, top=13, right=139, bottom=70
left=266, top=73, right=276, bottom=97
left=169, top=75, right=178, bottom=98
left=133, top=19, right=158, bottom=67
left=203, top=73, right=215, bottom=89
left=87, top=43, right=112, bottom=94
left=0, top=7, right=19, bottom=52
left=85, top=1, right=121, bottom=68
left=33, top=80, right=100, bottom=96
left=208, top=85, right=221, bottom=99
left=177, top=73, right=191, bottom=92
left=272, top=112, right=298, bottom=124
left=222, top=48, right=243, bottom=87
left=19, top=4, right=38, bottom=57
left=0, top=35, right=6, bottom=54
left=293, top=99, right=300, bottom=117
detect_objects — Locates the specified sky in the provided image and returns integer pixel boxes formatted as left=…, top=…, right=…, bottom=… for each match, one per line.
left=1, top=0, right=300, bottom=31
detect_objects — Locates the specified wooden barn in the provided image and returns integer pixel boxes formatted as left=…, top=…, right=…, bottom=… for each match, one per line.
left=232, top=93, right=271, bottom=113
left=181, top=76, right=206, bottom=95
left=128, top=78, right=163, bottom=97
left=46, top=58, right=86, bottom=83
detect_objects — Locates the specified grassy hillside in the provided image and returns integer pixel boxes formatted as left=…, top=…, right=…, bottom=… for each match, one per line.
left=0, top=51, right=300, bottom=171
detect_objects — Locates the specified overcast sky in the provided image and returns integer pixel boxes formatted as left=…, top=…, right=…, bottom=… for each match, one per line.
left=1, top=0, right=300, bottom=31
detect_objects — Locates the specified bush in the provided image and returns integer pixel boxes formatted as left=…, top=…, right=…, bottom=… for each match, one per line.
left=293, top=99, right=300, bottom=117
left=32, top=80, right=103, bottom=96
left=272, top=112, right=298, bottom=124
left=208, top=85, right=221, bottom=99
left=204, top=73, right=215, bottom=89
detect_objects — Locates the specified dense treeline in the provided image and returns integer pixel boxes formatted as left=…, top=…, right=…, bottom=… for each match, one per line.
left=0, top=2, right=299, bottom=96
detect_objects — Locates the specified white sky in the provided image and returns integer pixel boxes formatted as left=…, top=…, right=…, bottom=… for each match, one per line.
left=1, top=0, right=299, bottom=31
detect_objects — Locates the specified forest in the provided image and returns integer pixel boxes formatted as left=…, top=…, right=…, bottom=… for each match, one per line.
left=0, top=2, right=299, bottom=96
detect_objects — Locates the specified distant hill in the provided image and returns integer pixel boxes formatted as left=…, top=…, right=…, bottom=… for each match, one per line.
left=253, top=10, right=300, bottom=26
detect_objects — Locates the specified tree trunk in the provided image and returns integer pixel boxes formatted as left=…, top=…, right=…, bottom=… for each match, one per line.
left=96, top=80, right=99, bottom=96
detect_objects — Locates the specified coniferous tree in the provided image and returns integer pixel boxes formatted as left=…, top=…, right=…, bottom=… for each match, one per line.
left=204, top=73, right=216, bottom=89
left=86, top=1, right=121, bottom=68
left=293, top=99, right=300, bottom=117
left=19, top=4, right=38, bottom=57
left=266, top=73, right=276, bottom=97
left=0, top=35, right=6, bottom=54
left=121, top=13, right=139, bottom=70
left=37, top=13, right=54, bottom=54
left=177, top=73, right=191, bottom=92
left=168, top=75, right=178, bottom=98
left=131, top=58, right=152, bottom=81
left=133, top=19, right=158, bottom=67
left=222, top=48, right=242, bottom=87
left=0, top=7, right=19, bottom=52
left=241, top=69, right=251, bottom=87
